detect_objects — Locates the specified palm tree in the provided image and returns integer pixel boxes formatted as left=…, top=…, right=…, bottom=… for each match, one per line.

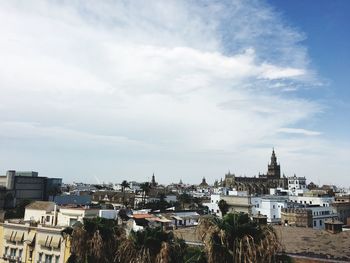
left=67, top=217, right=125, bottom=263
left=121, top=180, right=130, bottom=206
left=140, top=182, right=151, bottom=208
left=116, top=227, right=186, bottom=263
left=198, top=212, right=280, bottom=263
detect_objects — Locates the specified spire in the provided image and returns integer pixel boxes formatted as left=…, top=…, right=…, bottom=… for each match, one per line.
left=151, top=173, right=156, bottom=186
left=267, top=148, right=281, bottom=178
left=271, top=148, right=277, bottom=165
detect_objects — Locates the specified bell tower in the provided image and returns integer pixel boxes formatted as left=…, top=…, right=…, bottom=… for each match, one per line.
left=267, top=148, right=281, bottom=179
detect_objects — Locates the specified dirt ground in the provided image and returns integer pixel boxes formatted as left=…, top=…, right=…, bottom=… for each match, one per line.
left=173, top=226, right=350, bottom=261
left=274, top=226, right=350, bottom=261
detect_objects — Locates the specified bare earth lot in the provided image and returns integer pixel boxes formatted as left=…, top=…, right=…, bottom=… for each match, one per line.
left=274, top=226, right=350, bottom=261
left=174, top=226, right=350, bottom=261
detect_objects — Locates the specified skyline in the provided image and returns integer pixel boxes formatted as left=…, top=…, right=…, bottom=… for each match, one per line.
left=0, top=1, right=349, bottom=186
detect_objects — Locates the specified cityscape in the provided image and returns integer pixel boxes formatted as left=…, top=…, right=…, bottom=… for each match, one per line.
left=1, top=0, right=350, bottom=263
left=0, top=149, right=349, bottom=262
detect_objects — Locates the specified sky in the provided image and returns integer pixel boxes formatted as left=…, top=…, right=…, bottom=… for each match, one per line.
left=0, top=0, right=349, bottom=186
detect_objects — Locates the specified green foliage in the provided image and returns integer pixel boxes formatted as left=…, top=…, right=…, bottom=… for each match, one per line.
left=117, top=226, right=187, bottom=263
left=70, top=217, right=125, bottom=263
left=199, top=212, right=280, bottom=263
left=218, top=199, right=229, bottom=216
left=4, top=199, right=32, bottom=219
left=184, top=247, right=207, bottom=263
left=130, top=227, right=172, bottom=256
left=178, top=193, right=193, bottom=209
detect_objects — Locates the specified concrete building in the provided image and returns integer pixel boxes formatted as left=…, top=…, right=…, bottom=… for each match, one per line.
left=309, top=205, right=337, bottom=229
left=281, top=208, right=313, bottom=227
left=203, top=194, right=221, bottom=216
left=332, top=195, right=350, bottom=225
left=289, top=195, right=334, bottom=207
left=251, top=195, right=289, bottom=223
left=57, top=207, right=99, bottom=227
left=0, top=170, right=62, bottom=208
left=24, top=201, right=57, bottom=225
left=288, top=174, right=308, bottom=196
left=0, top=219, right=70, bottom=263
left=221, top=195, right=253, bottom=215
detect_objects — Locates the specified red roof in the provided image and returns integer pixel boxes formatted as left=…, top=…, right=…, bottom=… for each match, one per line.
left=132, top=214, right=154, bottom=219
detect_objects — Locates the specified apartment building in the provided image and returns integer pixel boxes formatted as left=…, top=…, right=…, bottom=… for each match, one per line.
left=0, top=200, right=110, bottom=263
left=0, top=220, right=70, bottom=263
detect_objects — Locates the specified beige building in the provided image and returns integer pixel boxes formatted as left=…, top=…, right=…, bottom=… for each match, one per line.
left=0, top=201, right=103, bottom=263
left=221, top=195, right=253, bottom=214
left=0, top=220, right=70, bottom=263
left=281, top=208, right=313, bottom=227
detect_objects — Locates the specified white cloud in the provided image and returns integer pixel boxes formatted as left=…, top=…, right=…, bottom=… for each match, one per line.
left=278, top=128, right=321, bottom=136
left=0, top=0, right=348, bottom=185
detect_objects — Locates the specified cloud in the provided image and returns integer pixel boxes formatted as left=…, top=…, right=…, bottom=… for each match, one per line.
left=278, top=128, right=321, bottom=136
left=0, top=0, right=347, bottom=185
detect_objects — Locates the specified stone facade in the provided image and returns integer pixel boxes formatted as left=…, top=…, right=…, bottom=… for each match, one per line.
left=223, top=149, right=288, bottom=195
left=281, top=208, right=313, bottom=227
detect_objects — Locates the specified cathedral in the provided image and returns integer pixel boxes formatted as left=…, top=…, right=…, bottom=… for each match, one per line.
left=223, top=149, right=288, bottom=195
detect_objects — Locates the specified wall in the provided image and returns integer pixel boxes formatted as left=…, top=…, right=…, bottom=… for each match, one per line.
left=222, top=195, right=252, bottom=214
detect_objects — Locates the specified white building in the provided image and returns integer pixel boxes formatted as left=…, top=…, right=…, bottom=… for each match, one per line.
left=251, top=196, right=289, bottom=223
left=289, top=195, right=334, bottom=207
left=24, top=201, right=56, bottom=225
left=203, top=194, right=221, bottom=216
left=57, top=207, right=100, bottom=227
left=308, top=205, right=337, bottom=229
left=288, top=175, right=308, bottom=196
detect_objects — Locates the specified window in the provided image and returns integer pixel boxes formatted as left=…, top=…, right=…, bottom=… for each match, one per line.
left=4, top=247, right=8, bottom=256
left=46, top=216, right=51, bottom=222
left=320, top=220, right=323, bottom=226
left=313, top=220, right=316, bottom=227
left=29, top=250, right=33, bottom=260
left=39, top=253, right=43, bottom=262
left=273, top=205, right=275, bottom=209
left=18, top=249, right=22, bottom=259
left=273, top=215, right=276, bottom=219
left=55, top=256, right=60, bottom=263
left=10, top=248, right=16, bottom=257
left=45, top=254, right=53, bottom=263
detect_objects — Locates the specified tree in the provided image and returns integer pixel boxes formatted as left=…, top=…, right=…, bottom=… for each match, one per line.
left=116, top=227, right=186, bottom=263
left=5, top=199, right=32, bottom=219
left=67, top=217, right=125, bottom=263
left=178, top=193, right=192, bottom=209
left=121, top=180, right=130, bottom=206
left=198, top=213, right=280, bottom=263
left=140, top=182, right=151, bottom=208
left=121, top=180, right=130, bottom=192
left=218, top=199, right=229, bottom=216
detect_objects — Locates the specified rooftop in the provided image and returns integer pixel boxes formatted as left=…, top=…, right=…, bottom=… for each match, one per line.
left=26, top=201, right=55, bottom=210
